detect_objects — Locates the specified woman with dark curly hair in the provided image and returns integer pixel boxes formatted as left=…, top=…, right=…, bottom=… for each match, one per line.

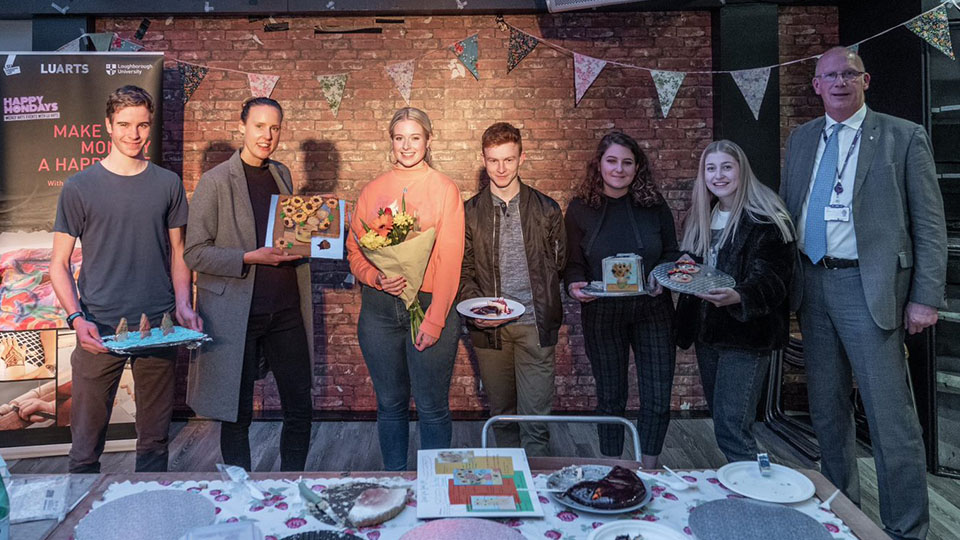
left=564, top=131, right=680, bottom=468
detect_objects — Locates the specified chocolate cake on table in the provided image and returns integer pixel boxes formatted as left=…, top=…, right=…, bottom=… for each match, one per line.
left=562, top=465, right=647, bottom=510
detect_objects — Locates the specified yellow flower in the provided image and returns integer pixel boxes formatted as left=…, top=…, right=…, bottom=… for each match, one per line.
left=359, top=229, right=392, bottom=250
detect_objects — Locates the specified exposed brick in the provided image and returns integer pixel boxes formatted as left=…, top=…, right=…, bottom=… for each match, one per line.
left=99, top=7, right=828, bottom=417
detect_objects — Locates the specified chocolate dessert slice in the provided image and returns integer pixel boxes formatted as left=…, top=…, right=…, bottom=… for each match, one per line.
left=562, top=465, right=646, bottom=510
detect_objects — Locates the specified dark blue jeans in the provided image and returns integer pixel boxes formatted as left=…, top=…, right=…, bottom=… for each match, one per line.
left=695, top=342, right=770, bottom=463
left=357, top=286, right=459, bottom=471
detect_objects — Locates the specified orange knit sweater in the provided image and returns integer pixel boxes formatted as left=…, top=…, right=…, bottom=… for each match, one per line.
left=347, top=162, right=465, bottom=338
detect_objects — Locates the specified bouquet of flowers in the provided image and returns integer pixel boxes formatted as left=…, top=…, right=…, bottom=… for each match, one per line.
left=357, top=196, right=436, bottom=342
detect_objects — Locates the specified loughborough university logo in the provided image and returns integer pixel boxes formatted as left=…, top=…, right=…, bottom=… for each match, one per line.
left=105, top=64, right=118, bottom=76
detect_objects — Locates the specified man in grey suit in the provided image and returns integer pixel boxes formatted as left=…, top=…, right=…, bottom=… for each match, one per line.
left=781, top=47, right=946, bottom=539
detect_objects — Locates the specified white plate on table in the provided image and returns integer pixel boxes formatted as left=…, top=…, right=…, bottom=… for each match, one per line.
left=455, top=297, right=524, bottom=320
left=588, top=521, right=688, bottom=540
left=716, top=461, right=815, bottom=504
left=545, top=465, right=653, bottom=515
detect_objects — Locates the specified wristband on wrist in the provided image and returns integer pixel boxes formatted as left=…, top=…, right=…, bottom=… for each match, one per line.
left=66, top=311, right=84, bottom=329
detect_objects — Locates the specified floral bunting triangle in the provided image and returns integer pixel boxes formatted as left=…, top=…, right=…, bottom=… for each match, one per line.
left=906, top=5, right=955, bottom=60
left=110, top=37, right=143, bottom=52
left=450, top=34, right=479, bottom=80
left=178, top=62, right=208, bottom=104
left=649, top=69, right=686, bottom=118
left=730, top=67, right=771, bottom=120
left=56, top=37, right=82, bottom=52
left=88, top=32, right=115, bottom=52
left=248, top=73, right=280, bottom=98
left=507, top=27, right=539, bottom=73
left=317, top=74, right=348, bottom=117
left=385, top=59, right=415, bottom=105
left=573, top=53, right=607, bottom=105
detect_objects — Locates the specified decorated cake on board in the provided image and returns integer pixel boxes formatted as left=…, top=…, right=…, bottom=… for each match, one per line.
left=102, top=312, right=210, bottom=353
left=272, top=194, right=342, bottom=257
left=602, top=253, right=644, bottom=292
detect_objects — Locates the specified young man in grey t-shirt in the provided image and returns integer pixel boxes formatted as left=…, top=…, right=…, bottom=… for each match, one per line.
left=50, top=85, right=202, bottom=473
left=458, top=123, right=566, bottom=456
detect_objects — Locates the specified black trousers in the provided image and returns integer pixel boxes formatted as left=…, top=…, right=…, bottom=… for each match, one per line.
left=581, top=293, right=676, bottom=457
left=220, top=305, right=313, bottom=471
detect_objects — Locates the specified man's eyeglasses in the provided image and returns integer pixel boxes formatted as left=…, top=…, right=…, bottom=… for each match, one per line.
left=816, top=70, right=865, bottom=83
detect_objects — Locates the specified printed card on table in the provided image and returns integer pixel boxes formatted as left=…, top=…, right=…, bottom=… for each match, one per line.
left=265, top=193, right=346, bottom=259
left=416, top=447, right=544, bottom=518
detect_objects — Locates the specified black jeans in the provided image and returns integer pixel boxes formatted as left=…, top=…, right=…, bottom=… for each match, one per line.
left=220, top=306, right=313, bottom=471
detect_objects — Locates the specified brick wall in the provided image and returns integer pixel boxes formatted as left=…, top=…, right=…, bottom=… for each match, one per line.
left=778, top=6, right=839, bottom=411
left=97, top=6, right=835, bottom=417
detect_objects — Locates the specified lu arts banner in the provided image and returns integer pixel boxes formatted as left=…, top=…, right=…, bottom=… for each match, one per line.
left=0, top=52, right=163, bottom=451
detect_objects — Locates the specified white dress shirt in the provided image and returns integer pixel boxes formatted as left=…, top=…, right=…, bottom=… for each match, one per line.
left=797, top=103, right=866, bottom=260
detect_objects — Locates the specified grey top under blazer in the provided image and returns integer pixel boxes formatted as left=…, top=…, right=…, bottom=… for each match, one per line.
left=183, top=150, right=314, bottom=423
left=780, top=107, right=947, bottom=330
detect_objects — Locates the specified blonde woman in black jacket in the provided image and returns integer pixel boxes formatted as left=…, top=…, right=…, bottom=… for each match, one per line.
left=676, top=140, right=795, bottom=463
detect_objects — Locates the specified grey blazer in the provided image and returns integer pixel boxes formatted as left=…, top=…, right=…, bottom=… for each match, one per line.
left=780, top=108, right=947, bottom=330
left=183, top=150, right=314, bottom=422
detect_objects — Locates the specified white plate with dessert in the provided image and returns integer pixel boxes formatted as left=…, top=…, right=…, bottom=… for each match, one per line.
left=455, top=297, right=525, bottom=321
left=581, top=280, right=649, bottom=297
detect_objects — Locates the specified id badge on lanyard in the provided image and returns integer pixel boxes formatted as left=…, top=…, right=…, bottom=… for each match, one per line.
left=821, top=126, right=861, bottom=223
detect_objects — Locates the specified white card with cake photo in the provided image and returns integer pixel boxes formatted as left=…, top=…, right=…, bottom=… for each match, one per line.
left=582, top=253, right=649, bottom=297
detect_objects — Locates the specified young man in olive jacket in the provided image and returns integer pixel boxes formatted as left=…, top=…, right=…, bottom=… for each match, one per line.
left=458, top=123, right=566, bottom=457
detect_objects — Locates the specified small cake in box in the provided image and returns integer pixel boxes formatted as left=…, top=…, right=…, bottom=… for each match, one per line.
left=602, top=253, right=644, bottom=292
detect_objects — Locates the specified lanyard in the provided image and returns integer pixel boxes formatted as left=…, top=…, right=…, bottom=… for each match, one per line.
left=821, top=125, right=862, bottom=201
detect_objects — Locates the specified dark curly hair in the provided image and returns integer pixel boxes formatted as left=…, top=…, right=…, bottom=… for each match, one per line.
left=574, top=131, right=664, bottom=209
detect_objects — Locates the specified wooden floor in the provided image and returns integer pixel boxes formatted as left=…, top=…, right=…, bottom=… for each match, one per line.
left=7, top=418, right=960, bottom=539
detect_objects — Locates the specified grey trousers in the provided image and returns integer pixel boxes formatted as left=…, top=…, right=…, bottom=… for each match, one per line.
left=800, top=261, right=928, bottom=540
left=475, top=324, right=555, bottom=457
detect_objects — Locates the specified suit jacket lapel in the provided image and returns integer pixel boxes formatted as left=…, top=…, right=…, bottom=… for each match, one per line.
left=228, top=150, right=258, bottom=252
left=852, top=108, right=878, bottom=202
left=790, top=117, right=824, bottom=219
left=267, top=160, right=292, bottom=195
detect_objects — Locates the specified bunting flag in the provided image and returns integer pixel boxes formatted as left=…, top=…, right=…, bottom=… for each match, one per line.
left=906, top=5, right=955, bottom=60
left=450, top=34, right=479, bottom=79
left=649, top=69, right=686, bottom=118
left=110, top=37, right=143, bottom=52
left=56, top=37, right=82, bottom=52
left=178, top=63, right=208, bottom=104
left=848, top=43, right=860, bottom=54
left=507, top=27, right=539, bottom=73
left=317, top=74, right=348, bottom=117
left=573, top=53, right=606, bottom=105
left=730, top=67, right=771, bottom=120
left=88, top=32, right=115, bottom=52
left=385, top=59, right=415, bottom=105
left=248, top=73, right=280, bottom=98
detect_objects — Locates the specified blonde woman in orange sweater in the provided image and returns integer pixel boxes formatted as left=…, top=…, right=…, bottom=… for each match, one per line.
left=347, top=107, right=465, bottom=470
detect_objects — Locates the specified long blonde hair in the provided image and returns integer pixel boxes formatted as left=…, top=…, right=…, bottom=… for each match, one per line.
left=388, top=107, right=433, bottom=166
left=681, top=140, right=794, bottom=259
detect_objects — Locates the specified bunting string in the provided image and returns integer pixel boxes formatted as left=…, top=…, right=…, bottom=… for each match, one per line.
left=50, top=1, right=957, bottom=117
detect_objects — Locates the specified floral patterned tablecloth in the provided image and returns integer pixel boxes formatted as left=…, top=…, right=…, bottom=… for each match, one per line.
left=87, top=470, right=858, bottom=539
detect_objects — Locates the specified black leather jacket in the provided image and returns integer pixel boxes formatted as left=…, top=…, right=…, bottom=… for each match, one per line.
left=458, top=181, right=567, bottom=349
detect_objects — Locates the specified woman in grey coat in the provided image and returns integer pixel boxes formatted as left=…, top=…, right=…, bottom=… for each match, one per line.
left=184, top=98, right=314, bottom=471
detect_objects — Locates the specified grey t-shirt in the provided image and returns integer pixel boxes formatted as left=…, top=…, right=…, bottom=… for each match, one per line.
left=53, top=162, right=188, bottom=328
left=493, top=192, right=535, bottom=325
